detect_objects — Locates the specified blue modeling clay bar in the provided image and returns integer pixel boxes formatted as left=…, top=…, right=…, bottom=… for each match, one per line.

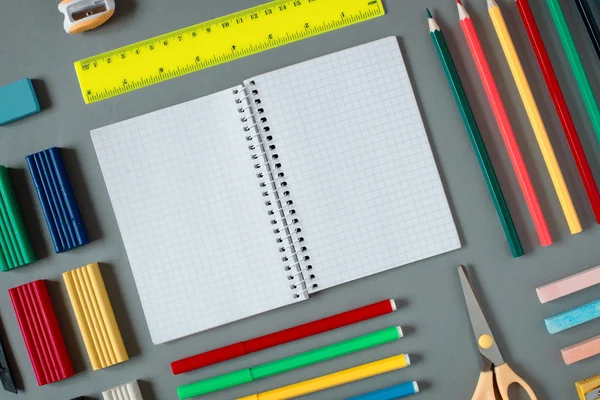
left=0, top=79, right=40, bottom=125
left=26, top=147, right=89, bottom=253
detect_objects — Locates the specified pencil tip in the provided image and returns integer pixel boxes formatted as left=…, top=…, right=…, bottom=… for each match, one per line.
left=457, top=0, right=469, bottom=19
left=426, top=8, right=432, bottom=18
left=428, top=11, right=441, bottom=31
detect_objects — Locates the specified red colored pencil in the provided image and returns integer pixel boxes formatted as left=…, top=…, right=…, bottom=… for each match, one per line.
left=457, top=0, right=552, bottom=246
left=171, top=299, right=396, bottom=374
left=516, top=0, right=600, bottom=224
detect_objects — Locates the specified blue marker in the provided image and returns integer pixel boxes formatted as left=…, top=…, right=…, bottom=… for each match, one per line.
left=545, top=298, right=600, bottom=334
left=346, top=381, right=419, bottom=400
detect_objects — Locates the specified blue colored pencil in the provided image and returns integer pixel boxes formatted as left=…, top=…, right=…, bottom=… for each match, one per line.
left=346, top=381, right=419, bottom=400
left=545, top=298, right=600, bottom=334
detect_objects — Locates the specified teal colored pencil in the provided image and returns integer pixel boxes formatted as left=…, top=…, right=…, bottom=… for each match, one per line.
left=177, top=326, right=403, bottom=399
left=427, top=10, right=523, bottom=258
left=546, top=0, right=600, bottom=144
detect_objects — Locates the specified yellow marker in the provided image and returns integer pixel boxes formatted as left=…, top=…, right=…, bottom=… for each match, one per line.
left=74, top=0, right=385, bottom=104
left=63, top=262, right=128, bottom=370
left=488, top=0, right=581, bottom=234
left=236, top=354, right=410, bottom=400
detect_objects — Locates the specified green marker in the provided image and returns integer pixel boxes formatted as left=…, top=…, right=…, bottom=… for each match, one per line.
left=546, top=0, right=600, bottom=144
left=177, top=326, right=403, bottom=399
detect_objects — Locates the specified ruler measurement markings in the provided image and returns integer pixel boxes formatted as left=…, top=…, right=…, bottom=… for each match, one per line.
left=76, top=0, right=384, bottom=103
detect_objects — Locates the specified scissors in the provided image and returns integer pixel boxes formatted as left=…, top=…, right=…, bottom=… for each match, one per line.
left=458, top=265, right=538, bottom=400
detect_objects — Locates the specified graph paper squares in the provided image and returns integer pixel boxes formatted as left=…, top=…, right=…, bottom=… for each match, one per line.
left=91, top=37, right=459, bottom=344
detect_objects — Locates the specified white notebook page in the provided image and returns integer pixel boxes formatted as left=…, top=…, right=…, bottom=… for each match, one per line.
left=91, top=89, right=300, bottom=344
left=245, top=37, right=461, bottom=291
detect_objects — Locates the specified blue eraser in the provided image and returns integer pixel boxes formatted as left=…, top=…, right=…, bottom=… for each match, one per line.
left=0, top=79, right=40, bottom=126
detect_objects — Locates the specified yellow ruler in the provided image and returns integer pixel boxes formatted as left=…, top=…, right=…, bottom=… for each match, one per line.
left=75, top=0, right=385, bottom=104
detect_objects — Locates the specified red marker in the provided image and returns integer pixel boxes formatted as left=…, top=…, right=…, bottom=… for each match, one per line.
left=171, top=299, right=396, bottom=375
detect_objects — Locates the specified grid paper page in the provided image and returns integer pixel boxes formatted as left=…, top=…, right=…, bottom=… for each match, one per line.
left=246, top=37, right=461, bottom=291
left=91, top=89, right=300, bottom=344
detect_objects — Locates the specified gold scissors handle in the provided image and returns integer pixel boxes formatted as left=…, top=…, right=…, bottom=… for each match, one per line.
left=471, top=364, right=537, bottom=400
left=495, top=364, right=537, bottom=400
left=472, top=370, right=496, bottom=400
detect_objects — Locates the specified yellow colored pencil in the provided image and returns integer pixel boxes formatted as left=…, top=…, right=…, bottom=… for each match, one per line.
left=236, top=354, right=410, bottom=400
left=488, top=0, right=581, bottom=234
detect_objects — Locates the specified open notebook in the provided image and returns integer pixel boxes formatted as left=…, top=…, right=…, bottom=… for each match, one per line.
left=91, top=37, right=460, bottom=344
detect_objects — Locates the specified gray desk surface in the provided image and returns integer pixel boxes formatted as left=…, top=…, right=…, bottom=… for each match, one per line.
left=2, top=0, right=600, bottom=399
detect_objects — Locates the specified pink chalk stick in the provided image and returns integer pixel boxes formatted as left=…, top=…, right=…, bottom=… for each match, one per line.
left=536, top=265, right=600, bottom=303
left=562, top=335, right=600, bottom=365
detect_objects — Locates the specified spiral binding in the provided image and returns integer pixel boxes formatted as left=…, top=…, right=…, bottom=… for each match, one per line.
left=234, top=81, right=317, bottom=299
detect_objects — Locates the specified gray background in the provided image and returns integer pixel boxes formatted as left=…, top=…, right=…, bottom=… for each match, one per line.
left=1, top=0, right=600, bottom=399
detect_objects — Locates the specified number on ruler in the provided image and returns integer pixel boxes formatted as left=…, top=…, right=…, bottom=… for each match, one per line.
left=75, top=0, right=384, bottom=104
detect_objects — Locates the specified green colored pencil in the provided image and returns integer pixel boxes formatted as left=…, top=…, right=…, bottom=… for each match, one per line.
left=546, top=0, right=600, bottom=144
left=427, top=9, right=523, bottom=258
left=177, top=326, right=403, bottom=399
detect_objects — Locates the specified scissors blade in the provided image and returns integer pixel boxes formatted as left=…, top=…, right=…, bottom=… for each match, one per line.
left=458, top=265, right=505, bottom=367
left=479, top=354, right=493, bottom=372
